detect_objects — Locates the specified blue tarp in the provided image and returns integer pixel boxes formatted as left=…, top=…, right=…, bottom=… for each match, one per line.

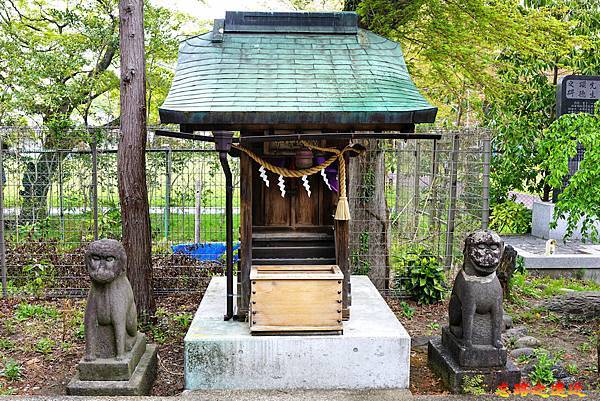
left=171, top=242, right=240, bottom=263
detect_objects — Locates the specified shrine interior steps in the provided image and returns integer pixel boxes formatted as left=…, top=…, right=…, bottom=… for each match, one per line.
left=252, top=229, right=336, bottom=266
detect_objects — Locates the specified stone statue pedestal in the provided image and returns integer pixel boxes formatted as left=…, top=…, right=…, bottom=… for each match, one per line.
left=441, top=326, right=507, bottom=368
left=67, top=333, right=157, bottom=396
left=428, top=330, right=520, bottom=393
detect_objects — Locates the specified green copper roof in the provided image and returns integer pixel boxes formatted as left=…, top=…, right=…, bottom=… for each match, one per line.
left=159, top=12, right=437, bottom=130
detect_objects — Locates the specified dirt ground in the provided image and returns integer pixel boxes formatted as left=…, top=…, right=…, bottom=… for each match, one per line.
left=0, top=275, right=598, bottom=396
left=386, top=287, right=600, bottom=395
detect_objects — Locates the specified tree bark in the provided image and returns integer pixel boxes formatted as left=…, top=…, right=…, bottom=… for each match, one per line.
left=543, top=292, right=600, bottom=320
left=118, top=0, right=154, bottom=321
left=349, top=139, right=391, bottom=290
left=497, top=244, right=517, bottom=300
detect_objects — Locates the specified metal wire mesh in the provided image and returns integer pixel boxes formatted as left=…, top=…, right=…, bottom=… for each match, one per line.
left=0, top=126, right=490, bottom=298
left=348, top=129, right=491, bottom=295
left=0, top=126, right=239, bottom=297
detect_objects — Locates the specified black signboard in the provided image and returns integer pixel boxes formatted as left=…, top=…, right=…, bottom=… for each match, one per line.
left=553, top=75, right=600, bottom=202
left=556, top=75, right=600, bottom=116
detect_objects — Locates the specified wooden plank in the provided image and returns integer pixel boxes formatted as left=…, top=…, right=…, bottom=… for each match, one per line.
left=252, top=257, right=337, bottom=266
left=255, top=264, right=336, bottom=271
left=238, top=152, right=253, bottom=319
left=252, top=245, right=334, bottom=259
left=250, top=265, right=343, bottom=280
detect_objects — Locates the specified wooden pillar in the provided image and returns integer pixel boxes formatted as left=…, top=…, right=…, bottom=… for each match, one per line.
left=238, top=152, right=253, bottom=320
left=336, top=152, right=351, bottom=320
left=335, top=219, right=350, bottom=320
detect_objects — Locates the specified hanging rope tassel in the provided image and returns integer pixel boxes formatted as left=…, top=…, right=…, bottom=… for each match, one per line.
left=334, top=155, right=350, bottom=220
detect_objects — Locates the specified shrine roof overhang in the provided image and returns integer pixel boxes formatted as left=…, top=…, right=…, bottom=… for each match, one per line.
left=159, top=11, right=437, bottom=132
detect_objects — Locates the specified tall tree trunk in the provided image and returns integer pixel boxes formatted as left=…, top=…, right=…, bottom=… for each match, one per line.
left=349, top=139, right=391, bottom=289
left=118, top=0, right=154, bottom=321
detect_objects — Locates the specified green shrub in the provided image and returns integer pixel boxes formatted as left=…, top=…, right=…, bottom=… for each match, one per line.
left=398, top=301, right=415, bottom=320
left=21, top=260, right=55, bottom=295
left=397, top=247, right=446, bottom=305
left=34, top=338, right=55, bottom=354
left=528, top=349, right=556, bottom=386
left=14, top=303, right=59, bottom=321
left=490, top=199, right=532, bottom=234
left=1, top=359, right=22, bottom=381
left=0, top=339, right=15, bottom=351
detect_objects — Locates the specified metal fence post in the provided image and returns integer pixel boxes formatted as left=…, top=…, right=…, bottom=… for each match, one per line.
left=164, top=146, right=172, bottom=240
left=58, top=153, right=65, bottom=242
left=0, top=136, right=6, bottom=298
left=482, top=133, right=491, bottom=230
left=91, top=132, right=98, bottom=240
left=444, top=133, right=460, bottom=270
left=413, top=142, right=420, bottom=230
left=395, top=139, right=402, bottom=214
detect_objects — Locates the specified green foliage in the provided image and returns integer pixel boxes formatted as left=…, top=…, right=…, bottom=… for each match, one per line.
left=21, top=259, right=55, bottom=295
left=398, top=301, right=415, bottom=320
left=0, top=383, right=15, bottom=396
left=485, top=0, right=600, bottom=204
left=0, top=0, right=188, bottom=126
left=577, top=341, right=592, bottom=353
left=353, top=0, right=570, bottom=124
left=540, top=111, right=600, bottom=241
left=351, top=232, right=371, bottom=275
left=528, top=349, right=557, bottom=386
left=565, top=363, right=579, bottom=375
left=396, top=247, right=446, bottom=305
left=173, top=313, right=193, bottom=328
left=0, top=339, right=14, bottom=351
left=462, top=374, right=487, bottom=395
left=1, top=358, right=22, bottom=381
left=490, top=199, right=532, bottom=234
left=34, top=338, right=55, bottom=354
left=96, top=202, right=122, bottom=240
left=14, top=303, right=59, bottom=321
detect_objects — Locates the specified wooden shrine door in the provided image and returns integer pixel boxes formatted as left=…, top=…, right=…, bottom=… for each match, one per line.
left=254, top=172, right=335, bottom=229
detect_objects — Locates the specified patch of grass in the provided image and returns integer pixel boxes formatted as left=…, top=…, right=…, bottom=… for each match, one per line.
left=398, top=301, right=415, bottom=320
left=517, top=353, right=534, bottom=364
left=0, top=339, right=15, bottom=351
left=0, top=383, right=15, bottom=395
left=35, top=338, right=55, bottom=354
left=510, top=272, right=600, bottom=301
left=565, top=362, right=579, bottom=375
left=1, top=358, right=22, bottom=381
left=3, top=320, right=16, bottom=335
left=14, top=303, right=59, bottom=321
left=172, top=312, right=193, bottom=328
left=528, top=349, right=557, bottom=386
left=577, top=342, right=592, bottom=353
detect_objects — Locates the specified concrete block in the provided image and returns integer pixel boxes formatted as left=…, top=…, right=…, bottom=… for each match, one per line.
left=184, top=276, right=410, bottom=390
left=532, top=201, right=600, bottom=240
left=67, top=344, right=157, bottom=396
left=428, top=338, right=520, bottom=393
left=77, top=333, right=147, bottom=381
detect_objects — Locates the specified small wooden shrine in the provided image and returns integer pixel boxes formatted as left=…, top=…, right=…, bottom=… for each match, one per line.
left=159, top=11, right=437, bottom=329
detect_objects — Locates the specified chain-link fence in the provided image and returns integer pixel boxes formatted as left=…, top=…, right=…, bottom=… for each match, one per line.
left=348, top=128, right=492, bottom=294
left=0, top=126, right=490, bottom=298
left=0, top=126, right=239, bottom=297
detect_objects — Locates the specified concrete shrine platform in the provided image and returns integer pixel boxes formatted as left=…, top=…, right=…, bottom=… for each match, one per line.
left=184, top=276, right=410, bottom=390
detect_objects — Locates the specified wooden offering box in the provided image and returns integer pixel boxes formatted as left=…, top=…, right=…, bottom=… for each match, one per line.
left=249, top=265, right=344, bottom=334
